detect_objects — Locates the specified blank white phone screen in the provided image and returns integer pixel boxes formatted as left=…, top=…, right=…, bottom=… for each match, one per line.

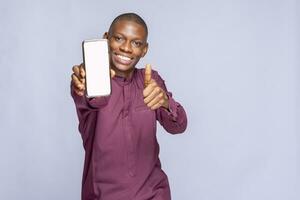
left=83, top=39, right=111, bottom=97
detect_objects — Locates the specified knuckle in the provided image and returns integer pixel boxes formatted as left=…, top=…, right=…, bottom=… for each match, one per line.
left=143, top=90, right=147, bottom=97
left=151, top=82, right=156, bottom=87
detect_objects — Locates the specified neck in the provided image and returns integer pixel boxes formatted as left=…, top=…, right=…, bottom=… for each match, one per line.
left=111, top=66, right=135, bottom=79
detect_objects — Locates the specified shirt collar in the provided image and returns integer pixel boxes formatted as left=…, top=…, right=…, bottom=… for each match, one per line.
left=113, top=68, right=136, bottom=86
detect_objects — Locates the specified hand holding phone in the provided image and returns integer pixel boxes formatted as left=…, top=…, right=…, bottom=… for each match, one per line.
left=71, top=63, right=116, bottom=97
left=72, top=39, right=116, bottom=97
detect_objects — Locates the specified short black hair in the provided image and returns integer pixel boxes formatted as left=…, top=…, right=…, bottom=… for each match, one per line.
left=108, top=13, right=148, bottom=39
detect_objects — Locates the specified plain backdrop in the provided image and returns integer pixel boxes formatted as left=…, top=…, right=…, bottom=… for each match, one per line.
left=0, top=0, right=299, bottom=199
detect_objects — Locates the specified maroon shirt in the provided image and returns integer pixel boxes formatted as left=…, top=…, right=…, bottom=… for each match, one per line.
left=71, top=68, right=187, bottom=200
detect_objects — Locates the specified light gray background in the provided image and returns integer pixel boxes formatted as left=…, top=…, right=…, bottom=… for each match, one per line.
left=0, top=0, right=299, bottom=199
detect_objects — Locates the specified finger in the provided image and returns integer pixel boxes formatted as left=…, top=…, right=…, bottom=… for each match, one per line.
left=81, top=77, right=85, bottom=85
left=71, top=79, right=85, bottom=96
left=110, top=69, right=116, bottom=78
left=143, top=79, right=157, bottom=97
left=147, top=92, right=164, bottom=108
left=71, top=72, right=84, bottom=86
left=72, top=75, right=84, bottom=91
left=72, top=65, right=80, bottom=77
left=75, top=90, right=84, bottom=96
left=144, top=64, right=152, bottom=87
left=72, top=74, right=85, bottom=90
left=80, top=64, right=86, bottom=78
left=74, top=63, right=85, bottom=83
left=144, top=87, right=161, bottom=104
left=150, top=99, right=165, bottom=110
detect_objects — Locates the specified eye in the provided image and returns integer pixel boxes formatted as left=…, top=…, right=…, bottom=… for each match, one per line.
left=132, top=41, right=143, bottom=47
left=114, top=36, right=123, bottom=42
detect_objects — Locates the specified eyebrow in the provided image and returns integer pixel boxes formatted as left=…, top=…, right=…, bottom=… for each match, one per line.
left=112, top=32, right=146, bottom=42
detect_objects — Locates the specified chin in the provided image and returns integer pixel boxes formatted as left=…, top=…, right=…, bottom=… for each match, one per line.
left=113, top=62, right=134, bottom=72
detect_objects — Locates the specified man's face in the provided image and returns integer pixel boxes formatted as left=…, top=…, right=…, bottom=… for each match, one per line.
left=106, top=20, right=148, bottom=76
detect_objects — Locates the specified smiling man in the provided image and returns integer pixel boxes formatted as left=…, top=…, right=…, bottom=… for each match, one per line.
left=71, top=13, right=187, bottom=200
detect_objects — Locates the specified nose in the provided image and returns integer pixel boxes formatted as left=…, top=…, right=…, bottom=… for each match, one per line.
left=120, top=41, right=132, bottom=53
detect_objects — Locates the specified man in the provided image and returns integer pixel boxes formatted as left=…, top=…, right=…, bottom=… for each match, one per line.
left=71, top=13, right=187, bottom=200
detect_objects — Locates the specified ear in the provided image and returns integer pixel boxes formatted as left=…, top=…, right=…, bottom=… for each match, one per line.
left=141, top=43, right=148, bottom=57
left=103, top=32, right=109, bottom=39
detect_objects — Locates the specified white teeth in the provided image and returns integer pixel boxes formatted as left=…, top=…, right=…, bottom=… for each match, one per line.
left=117, top=54, right=131, bottom=61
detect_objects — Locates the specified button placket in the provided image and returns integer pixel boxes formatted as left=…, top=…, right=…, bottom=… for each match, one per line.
left=123, top=84, right=136, bottom=177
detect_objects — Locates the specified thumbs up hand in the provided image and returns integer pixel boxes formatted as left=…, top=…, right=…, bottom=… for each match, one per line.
left=143, top=64, right=169, bottom=110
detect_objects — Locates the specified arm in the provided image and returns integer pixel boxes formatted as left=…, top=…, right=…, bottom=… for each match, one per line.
left=152, top=71, right=188, bottom=134
left=71, top=83, right=109, bottom=147
left=70, top=64, right=112, bottom=146
left=143, top=65, right=187, bottom=134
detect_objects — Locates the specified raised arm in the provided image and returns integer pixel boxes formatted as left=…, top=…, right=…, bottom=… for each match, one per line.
left=142, top=65, right=187, bottom=134
left=70, top=64, right=114, bottom=145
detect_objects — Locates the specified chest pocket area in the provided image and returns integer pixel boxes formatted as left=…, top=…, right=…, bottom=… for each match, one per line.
left=133, top=89, right=156, bottom=122
left=131, top=84, right=157, bottom=138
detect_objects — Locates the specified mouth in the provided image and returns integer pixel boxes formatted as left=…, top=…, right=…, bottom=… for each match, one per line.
left=113, top=53, right=134, bottom=65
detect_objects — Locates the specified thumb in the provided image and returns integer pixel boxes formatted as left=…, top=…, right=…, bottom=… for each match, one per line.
left=144, top=64, right=152, bottom=87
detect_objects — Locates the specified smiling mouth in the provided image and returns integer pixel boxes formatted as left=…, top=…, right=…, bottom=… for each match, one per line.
left=114, top=53, right=134, bottom=65
left=116, top=54, right=132, bottom=61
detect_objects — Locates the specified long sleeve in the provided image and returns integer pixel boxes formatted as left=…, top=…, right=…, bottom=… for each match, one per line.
left=151, top=71, right=188, bottom=134
left=70, top=83, right=109, bottom=147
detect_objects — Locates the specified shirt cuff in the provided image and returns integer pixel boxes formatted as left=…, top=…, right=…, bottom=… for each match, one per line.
left=159, top=92, right=179, bottom=121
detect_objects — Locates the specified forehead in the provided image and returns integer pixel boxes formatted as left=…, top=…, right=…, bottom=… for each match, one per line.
left=110, top=20, right=147, bottom=40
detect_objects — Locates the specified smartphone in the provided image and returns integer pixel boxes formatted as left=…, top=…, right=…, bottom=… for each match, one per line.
left=82, top=39, right=111, bottom=97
